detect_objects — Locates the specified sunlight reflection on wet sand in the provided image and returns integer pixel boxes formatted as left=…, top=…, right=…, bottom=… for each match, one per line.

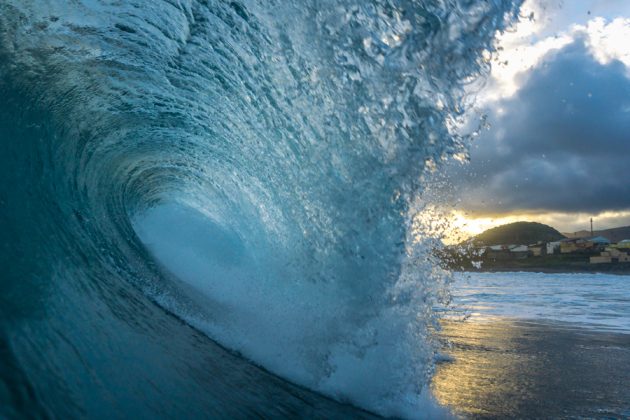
left=432, top=318, right=630, bottom=418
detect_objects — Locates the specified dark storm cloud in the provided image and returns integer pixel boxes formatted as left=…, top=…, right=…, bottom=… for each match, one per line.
left=452, top=38, right=630, bottom=214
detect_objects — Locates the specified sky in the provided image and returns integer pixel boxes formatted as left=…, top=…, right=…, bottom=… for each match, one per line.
left=444, top=0, right=630, bottom=239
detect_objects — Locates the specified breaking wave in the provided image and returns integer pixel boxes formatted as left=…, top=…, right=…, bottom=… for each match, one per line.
left=0, top=0, right=520, bottom=417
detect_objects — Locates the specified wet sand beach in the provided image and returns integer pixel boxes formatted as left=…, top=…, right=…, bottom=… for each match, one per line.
left=432, top=319, right=630, bottom=419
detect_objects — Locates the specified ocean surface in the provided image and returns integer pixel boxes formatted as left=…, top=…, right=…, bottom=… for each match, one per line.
left=0, top=1, right=522, bottom=418
left=451, top=271, right=630, bottom=333
left=432, top=272, right=630, bottom=418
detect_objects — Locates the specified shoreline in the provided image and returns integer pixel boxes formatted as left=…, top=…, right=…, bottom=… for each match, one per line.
left=457, top=266, right=630, bottom=275
left=446, top=258, right=630, bottom=275
left=432, top=318, right=630, bottom=418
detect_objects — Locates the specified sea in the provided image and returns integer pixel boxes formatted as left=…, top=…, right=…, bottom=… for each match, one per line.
left=450, top=271, right=630, bottom=333
left=432, top=271, right=630, bottom=418
left=7, top=1, right=626, bottom=419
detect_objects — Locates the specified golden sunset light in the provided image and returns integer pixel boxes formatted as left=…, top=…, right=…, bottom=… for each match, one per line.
left=445, top=210, right=630, bottom=245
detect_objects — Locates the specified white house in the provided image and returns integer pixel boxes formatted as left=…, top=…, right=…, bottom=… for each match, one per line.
left=546, top=241, right=561, bottom=255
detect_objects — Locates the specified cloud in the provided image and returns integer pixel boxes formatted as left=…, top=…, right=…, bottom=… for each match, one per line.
left=481, top=2, right=630, bottom=103
left=481, top=0, right=573, bottom=101
left=452, top=38, right=630, bottom=215
left=582, top=17, right=630, bottom=67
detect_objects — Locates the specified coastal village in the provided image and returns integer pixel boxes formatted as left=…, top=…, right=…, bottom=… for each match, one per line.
left=480, top=237, right=630, bottom=264
left=442, top=221, right=630, bottom=272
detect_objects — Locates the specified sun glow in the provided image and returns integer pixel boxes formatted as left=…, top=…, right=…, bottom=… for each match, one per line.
left=444, top=212, right=527, bottom=245
left=444, top=210, right=630, bottom=245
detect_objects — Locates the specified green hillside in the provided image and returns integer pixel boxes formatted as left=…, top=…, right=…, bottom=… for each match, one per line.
left=472, top=221, right=565, bottom=246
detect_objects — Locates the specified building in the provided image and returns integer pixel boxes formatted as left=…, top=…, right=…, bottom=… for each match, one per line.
left=529, top=243, right=546, bottom=257
left=589, top=236, right=611, bottom=246
left=590, top=255, right=612, bottom=264
left=546, top=241, right=561, bottom=255
left=510, top=245, right=529, bottom=253
left=484, top=244, right=529, bottom=261
left=560, top=238, right=594, bottom=253
left=589, top=246, right=630, bottom=264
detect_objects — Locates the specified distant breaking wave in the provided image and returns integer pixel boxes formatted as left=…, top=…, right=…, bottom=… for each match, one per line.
left=0, top=1, right=520, bottom=417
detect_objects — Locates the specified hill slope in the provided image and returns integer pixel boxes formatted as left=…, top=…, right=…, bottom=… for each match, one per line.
left=472, top=221, right=565, bottom=246
left=563, top=225, right=630, bottom=243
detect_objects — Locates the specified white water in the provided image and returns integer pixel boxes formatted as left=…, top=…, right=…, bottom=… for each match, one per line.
left=133, top=203, right=448, bottom=418
left=451, top=272, right=630, bottom=333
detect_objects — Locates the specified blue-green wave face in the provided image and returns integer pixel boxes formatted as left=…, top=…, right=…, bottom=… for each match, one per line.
left=0, top=1, right=520, bottom=417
